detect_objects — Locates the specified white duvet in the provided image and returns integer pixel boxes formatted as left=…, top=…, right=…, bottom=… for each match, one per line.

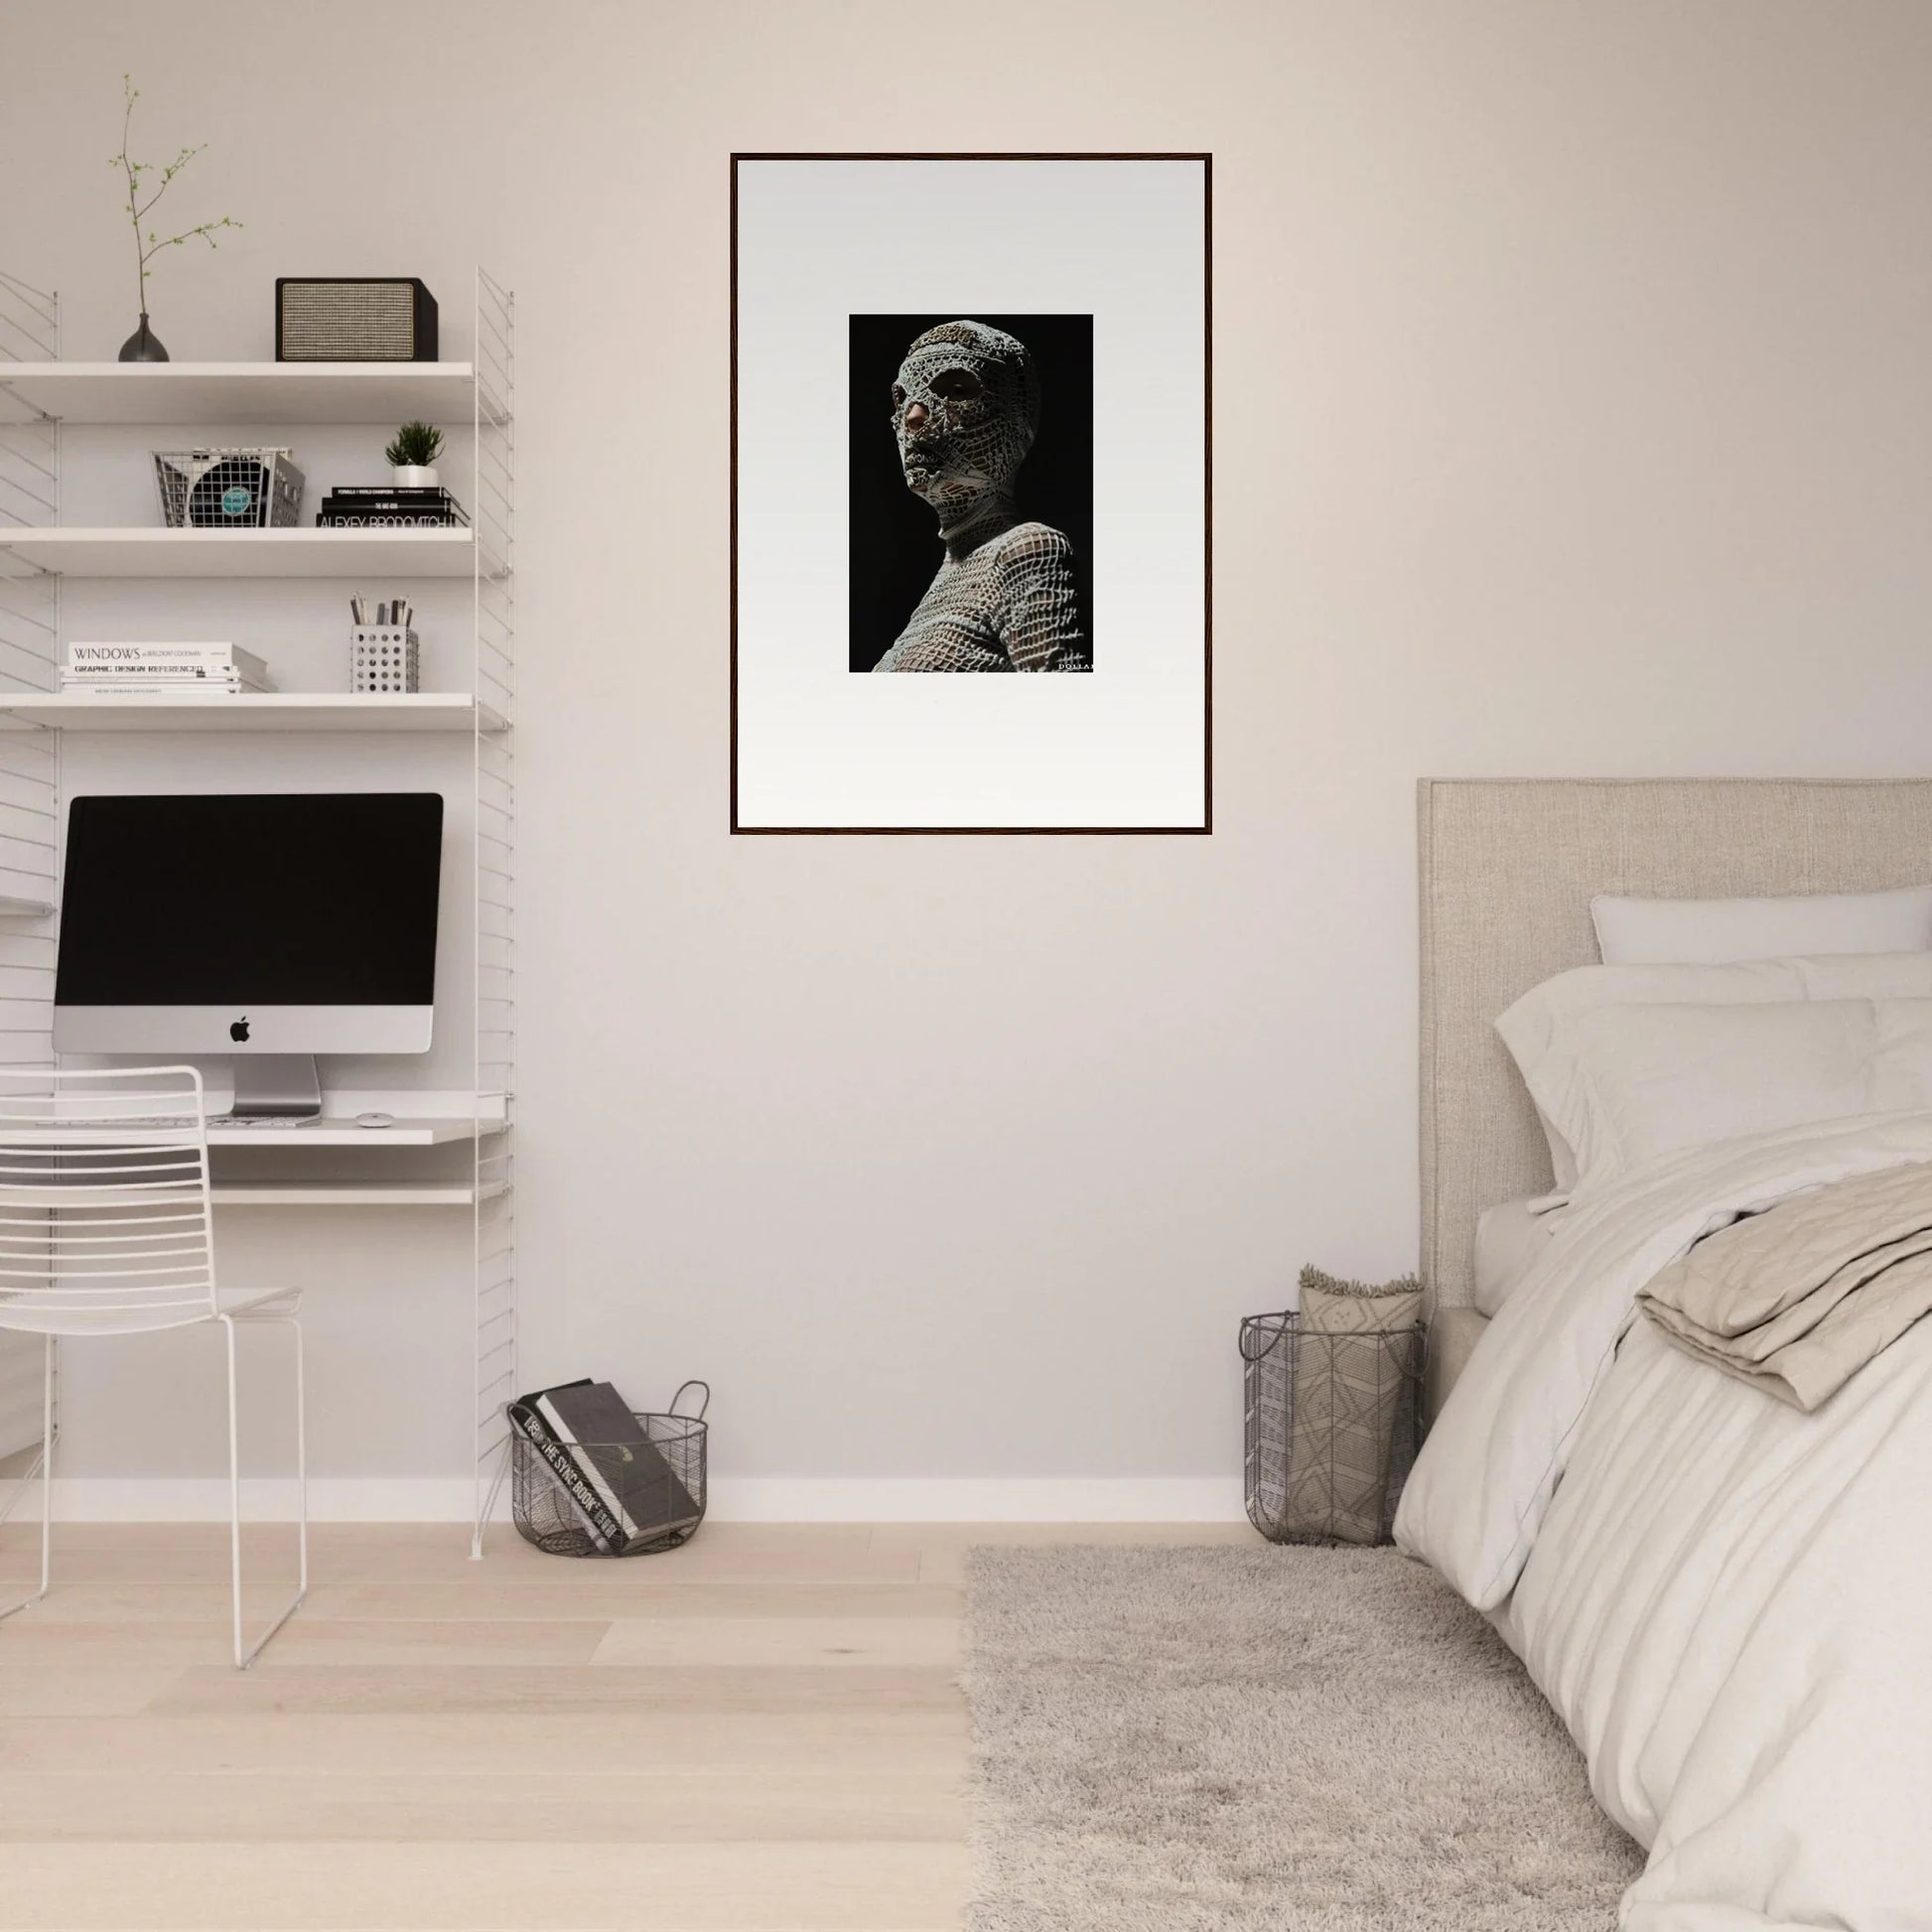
left=1396, top=1112, right=1932, bottom=1931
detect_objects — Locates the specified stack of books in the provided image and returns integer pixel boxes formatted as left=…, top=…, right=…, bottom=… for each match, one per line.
left=64, top=642, right=273, bottom=695
left=510, top=1379, right=704, bottom=1555
left=316, top=485, right=469, bottom=529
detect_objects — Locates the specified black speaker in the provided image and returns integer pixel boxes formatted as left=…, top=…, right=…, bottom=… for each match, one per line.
left=275, top=278, right=439, bottom=361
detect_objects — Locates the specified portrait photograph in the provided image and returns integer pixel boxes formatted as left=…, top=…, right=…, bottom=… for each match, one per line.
left=849, top=314, right=1093, bottom=675
left=733, top=154, right=1209, bottom=832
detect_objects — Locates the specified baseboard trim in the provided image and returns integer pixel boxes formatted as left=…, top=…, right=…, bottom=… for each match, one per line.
left=40, top=1478, right=496, bottom=1523
left=29, top=1476, right=1248, bottom=1525
left=708, top=1478, right=1248, bottom=1523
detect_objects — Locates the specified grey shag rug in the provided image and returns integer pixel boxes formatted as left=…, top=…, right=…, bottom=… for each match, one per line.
left=962, top=1545, right=1643, bottom=1930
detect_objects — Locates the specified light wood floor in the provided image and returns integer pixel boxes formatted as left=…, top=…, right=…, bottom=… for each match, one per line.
left=0, top=1519, right=1254, bottom=1930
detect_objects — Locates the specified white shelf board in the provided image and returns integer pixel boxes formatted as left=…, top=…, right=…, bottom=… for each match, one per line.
left=0, top=360, right=492, bottom=426
left=0, top=692, right=504, bottom=734
left=1, top=1117, right=482, bottom=1149
left=0, top=527, right=483, bottom=579
left=211, top=1179, right=501, bottom=1207
left=215, top=1116, right=481, bottom=1148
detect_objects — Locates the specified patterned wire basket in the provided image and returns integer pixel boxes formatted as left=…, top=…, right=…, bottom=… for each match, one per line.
left=509, top=1381, right=709, bottom=1558
left=1241, top=1312, right=1424, bottom=1547
left=153, top=448, right=306, bottom=528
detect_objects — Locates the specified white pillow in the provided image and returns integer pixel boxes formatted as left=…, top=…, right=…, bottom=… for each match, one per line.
left=1472, top=1196, right=1565, bottom=1316
left=1590, top=885, right=1932, bottom=965
left=1496, top=952, right=1932, bottom=1191
left=1508, top=997, right=1932, bottom=1199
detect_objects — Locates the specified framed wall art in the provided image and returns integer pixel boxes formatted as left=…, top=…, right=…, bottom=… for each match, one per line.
left=731, top=153, right=1211, bottom=834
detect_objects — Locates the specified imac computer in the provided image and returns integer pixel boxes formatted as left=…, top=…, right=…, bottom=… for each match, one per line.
left=54, top=792, right=445, bottom=1119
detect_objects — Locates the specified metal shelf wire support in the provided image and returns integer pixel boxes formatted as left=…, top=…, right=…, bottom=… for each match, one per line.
left=471, top=267, right=515, bottom=1557
left=0, top=269, right=61, bottom=1481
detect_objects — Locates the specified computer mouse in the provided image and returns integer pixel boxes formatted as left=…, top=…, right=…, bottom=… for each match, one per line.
left=355, top=1112, right=395, bottom=1130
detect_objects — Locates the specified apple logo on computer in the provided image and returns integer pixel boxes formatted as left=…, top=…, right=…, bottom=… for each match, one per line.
left=230, top=1018, right=249, bottom=1043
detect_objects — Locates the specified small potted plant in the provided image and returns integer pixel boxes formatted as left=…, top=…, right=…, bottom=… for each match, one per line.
left=384, top=421, right=444, bottom=488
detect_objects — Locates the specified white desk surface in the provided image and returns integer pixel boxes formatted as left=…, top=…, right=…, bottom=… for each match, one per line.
left=210, top=1116, right=487, bottom=1147
left=2, top=1116, right=490, bottom=1149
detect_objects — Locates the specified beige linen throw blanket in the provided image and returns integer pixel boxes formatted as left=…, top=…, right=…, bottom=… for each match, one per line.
left=1638, top=1159, right=1932, bottom=1410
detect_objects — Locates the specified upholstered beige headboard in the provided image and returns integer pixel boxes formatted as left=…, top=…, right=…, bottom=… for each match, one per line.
left=1419, top=777, right=1932, bottom=1313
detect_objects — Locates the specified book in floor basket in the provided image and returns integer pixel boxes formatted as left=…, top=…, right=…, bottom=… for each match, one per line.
left=508, top=1380, right=619, bottom=1550
left=510, top=1378, right=703, bottom=1553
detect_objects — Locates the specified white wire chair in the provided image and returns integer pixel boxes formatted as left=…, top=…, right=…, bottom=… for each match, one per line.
left=0, top=1065, right=306, bottom=1668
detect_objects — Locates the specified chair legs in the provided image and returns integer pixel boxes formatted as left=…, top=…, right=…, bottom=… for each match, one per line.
left=220, top=1311, right=308, bottom=1670
left=0, top=1334, right=55, bottom=1624
left=0, top=1319, right=306, bottom=1666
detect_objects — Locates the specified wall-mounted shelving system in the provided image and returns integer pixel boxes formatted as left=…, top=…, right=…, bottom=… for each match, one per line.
left=0, top=267, right=517, bottom=1553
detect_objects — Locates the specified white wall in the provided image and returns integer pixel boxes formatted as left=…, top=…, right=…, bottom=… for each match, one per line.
left=4, top=0, right=1931, bottom=1515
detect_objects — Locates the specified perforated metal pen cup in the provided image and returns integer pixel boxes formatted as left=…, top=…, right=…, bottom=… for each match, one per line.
left=1241, top=1312, right=1424, bottom=1548
left=509, top=1382, right=709, bottom=1558
left=350, top=625, right=420, bottom=693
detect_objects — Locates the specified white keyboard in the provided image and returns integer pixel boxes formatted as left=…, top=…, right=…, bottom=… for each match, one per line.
left=96, top=1115, right=315, bottom=1131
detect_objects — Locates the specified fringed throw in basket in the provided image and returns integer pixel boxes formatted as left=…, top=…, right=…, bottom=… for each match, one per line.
left=1242, top=1269, right=1425, bottom=1546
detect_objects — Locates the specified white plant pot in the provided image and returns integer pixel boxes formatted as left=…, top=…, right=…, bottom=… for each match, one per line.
left=392, top=466, right=439, bottom=488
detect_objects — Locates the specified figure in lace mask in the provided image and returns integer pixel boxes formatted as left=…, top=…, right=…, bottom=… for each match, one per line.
left=873, top=321, right=1090, bottom=673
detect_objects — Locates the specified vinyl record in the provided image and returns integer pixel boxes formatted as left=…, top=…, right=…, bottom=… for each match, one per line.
left=187, top=457, right=266, bottom=527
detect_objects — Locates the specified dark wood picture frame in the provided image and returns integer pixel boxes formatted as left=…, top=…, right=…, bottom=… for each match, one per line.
left=730, top=152, right=1213, bottom=836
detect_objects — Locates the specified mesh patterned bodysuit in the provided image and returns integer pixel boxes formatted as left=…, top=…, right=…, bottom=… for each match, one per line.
left=874, top=513, right=1087, bottom=672
left=874, top=321, right=1090, bottom=674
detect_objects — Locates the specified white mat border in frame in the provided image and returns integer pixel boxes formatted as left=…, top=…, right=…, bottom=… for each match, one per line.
left=732, top=154, right=1211, bottom=833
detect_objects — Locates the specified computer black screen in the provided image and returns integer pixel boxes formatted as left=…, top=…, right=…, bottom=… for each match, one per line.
left=56, top=793, right=444, bottom=1007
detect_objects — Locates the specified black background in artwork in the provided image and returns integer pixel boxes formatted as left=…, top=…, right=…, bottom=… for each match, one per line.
left=848, top=314, right=1093, bottom=673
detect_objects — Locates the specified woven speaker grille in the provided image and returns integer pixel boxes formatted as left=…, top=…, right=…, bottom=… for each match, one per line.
left=279, top=283, right=419, bottom=360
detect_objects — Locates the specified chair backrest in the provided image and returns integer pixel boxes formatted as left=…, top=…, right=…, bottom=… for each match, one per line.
left=0, top=1066, right=217, bottom=1336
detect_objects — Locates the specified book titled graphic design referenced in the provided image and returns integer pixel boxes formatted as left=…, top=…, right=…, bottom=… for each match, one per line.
left=65, top=642, right=272, bottom=693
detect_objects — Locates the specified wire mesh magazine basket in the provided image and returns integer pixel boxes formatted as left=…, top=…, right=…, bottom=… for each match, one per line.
left=1242, top=1312, right=1424, bottom=1546
left=509, top=1381, right=709, bottom=1558
left=153, top=447, right=305, bottom=528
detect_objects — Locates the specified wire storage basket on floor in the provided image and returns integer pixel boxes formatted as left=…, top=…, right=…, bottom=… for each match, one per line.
left=1242, top=1312, right=1424, bottom=1547
left=509, top=1381, right=708, bottom=1557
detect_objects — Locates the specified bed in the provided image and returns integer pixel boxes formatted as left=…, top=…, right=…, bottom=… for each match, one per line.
left=1398, top=777, right=1932, bottom=1932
